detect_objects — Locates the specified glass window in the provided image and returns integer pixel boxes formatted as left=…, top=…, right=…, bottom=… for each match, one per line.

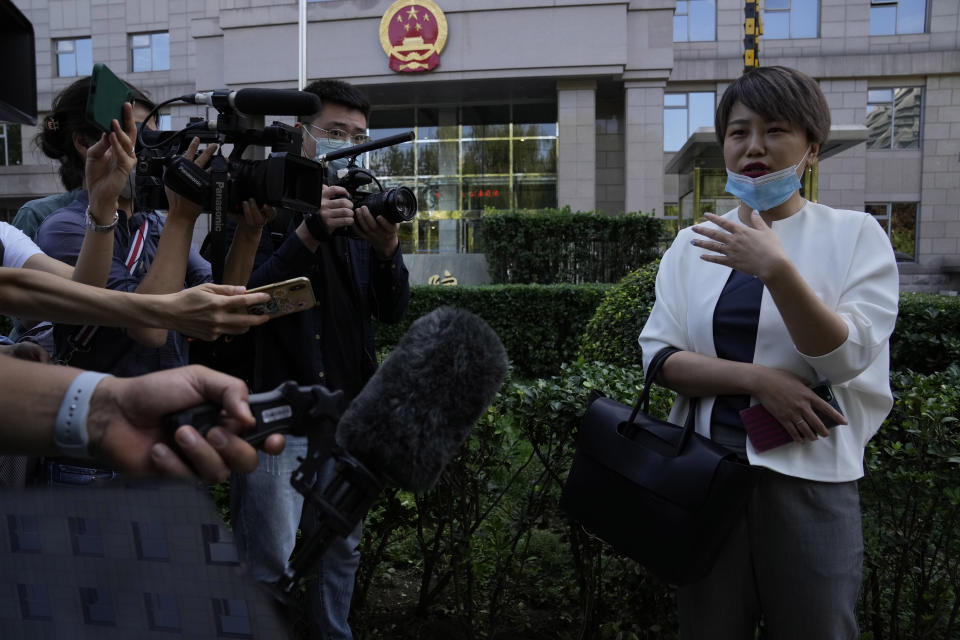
left=462, top=139, right=509, bottom=175
left=202, top=524, right=239, bottom=565
left=870, top=0, right=926, bottom=35
left=764, top=0, right=819, bottom=39
left=144, top=593, right=180, bottom=631
left=674, top=0, right=716, bottom=42
left=212, top=598, right=253, bottom=638
left=18, top=584, right=52, bottom=620
left=8, top=514, right=41, bottom=553
left=866, top=202, right=917, bottom=261
left=866, top=87, right=922, bottom=149
left=132, top=521, right=169, bottom=561
left=69, top=517, right=103, bottom=557
left=364, top=103, right=558, bottom=253
left=130, top=32, right=170, bottom=72
left=0, top=124, right=23, bottom=167
left=55, top=37, right=93, bottom=77
left=513, top=139, right=557, bottom=175
left=367, top=139, right=415, bottom=176
left=663, top=91, right=715, bottom=152
left=80, top=587, right=115, bottom=626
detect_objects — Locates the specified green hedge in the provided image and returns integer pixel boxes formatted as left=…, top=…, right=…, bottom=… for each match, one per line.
left=374, top=284, right=608, bottom=380
left=891, top=293, right=960, bottom=374
left=479, top=209, right=665, bottom=284
left=352, top=361, right=960, bottom=639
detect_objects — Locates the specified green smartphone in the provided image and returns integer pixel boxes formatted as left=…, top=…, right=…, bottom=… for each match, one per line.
left=85, top=63, right=133, bottom=133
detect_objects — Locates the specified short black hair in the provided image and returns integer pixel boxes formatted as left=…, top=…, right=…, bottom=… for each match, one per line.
left=35, top=75, right=153, bottom=191
left=299, top=79, right=371, bottom=123
left=715, top=66, right=831, bottom=147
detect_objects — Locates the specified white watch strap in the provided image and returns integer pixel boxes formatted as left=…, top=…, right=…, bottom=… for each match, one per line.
left=54, top=371, right=113, bottom=458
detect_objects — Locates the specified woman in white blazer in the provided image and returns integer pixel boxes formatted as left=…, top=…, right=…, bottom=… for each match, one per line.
left=638, top=66, right=899, bottom=640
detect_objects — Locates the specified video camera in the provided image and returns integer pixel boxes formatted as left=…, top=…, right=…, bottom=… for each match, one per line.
left=134, top=88, right=417, bottom=224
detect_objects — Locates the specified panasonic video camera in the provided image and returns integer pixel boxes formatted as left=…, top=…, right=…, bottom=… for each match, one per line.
left=134, top=89, right=324, bottom=218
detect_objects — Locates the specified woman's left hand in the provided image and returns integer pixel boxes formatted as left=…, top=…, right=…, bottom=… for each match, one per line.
left=691, top=211, right=791, bottom=282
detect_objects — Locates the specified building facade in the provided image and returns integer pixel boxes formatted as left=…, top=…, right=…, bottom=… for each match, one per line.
left=4, top=0, right=960, bottom=288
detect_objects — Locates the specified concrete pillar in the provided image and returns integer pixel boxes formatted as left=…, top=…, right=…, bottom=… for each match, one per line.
left=624, top=80, right=666, bottom=215
left=557, top=79, right=597, bottom=213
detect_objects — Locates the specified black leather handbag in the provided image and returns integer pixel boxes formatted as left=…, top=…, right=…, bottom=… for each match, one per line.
left=560, top=348, right=759, bottom=585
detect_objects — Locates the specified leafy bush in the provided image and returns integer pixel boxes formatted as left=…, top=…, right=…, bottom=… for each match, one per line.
left=578, top=260, right=660, bottom=367
left=480, top=209, right=665, bottom=285
left=859, top=366, right=960, bottom=640
left=891, top=293, right=960, bottom=374
left=374, top=285, right=608, bottom=379
left=352, top=360, right=680, bottom=639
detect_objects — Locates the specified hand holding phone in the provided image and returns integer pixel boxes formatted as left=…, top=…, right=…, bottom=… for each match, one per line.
left=86, top=63, right=133, bottom=133
left=245, top=277, right=316, bottom=318
left=740, top=381, right=844, bottom=453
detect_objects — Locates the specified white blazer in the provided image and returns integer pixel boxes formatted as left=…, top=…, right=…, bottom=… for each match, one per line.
left=638, top=202, right=900, bottom=482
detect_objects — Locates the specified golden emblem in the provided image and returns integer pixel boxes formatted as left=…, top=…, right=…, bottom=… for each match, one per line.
left=379, top=0, right=448, bottom=73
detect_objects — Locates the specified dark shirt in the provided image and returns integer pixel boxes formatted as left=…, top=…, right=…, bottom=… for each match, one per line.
left=711, top=269, right=764, bottom=451
left=211, top=213, right=409, bottom=405
left=35, top=191, right=212, bottom=375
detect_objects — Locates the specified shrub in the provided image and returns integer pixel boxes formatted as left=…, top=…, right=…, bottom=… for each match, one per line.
left=353, top=360, right=680, bottom=640
left=578, top=260, right=660, bottom=367
left=480, top=209, right=665, bottom=285
left=890, top=293, right=960, bottom=374
left=374, top=285, right=608, bottom=379
left=859, top=366, right=960, bottom=640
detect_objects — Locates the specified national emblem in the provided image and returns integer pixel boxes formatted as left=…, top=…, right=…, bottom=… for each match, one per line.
left=379, top=0, right=448, bottom=73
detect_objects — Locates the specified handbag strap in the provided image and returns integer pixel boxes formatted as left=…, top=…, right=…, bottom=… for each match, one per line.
left=628, top=347, right=699, bottom=457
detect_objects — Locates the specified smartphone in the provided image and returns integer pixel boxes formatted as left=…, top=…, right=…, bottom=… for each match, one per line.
left=246, top=277, right=316, bottom=318
left=86, top=63, right=133, bottom=133
left=739, top=381, right=843, bottom=453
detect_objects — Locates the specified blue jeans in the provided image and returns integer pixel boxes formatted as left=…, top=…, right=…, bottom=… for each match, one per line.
left=231, top=435, right=361, bottom=640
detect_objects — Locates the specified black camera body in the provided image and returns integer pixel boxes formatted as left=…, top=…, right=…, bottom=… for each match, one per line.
left=333, top=166, right=417, bottom=225
left=135, top=115, right=322, bottom=217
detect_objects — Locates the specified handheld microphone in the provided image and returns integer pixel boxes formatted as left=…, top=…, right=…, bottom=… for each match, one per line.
left=180, top=88, right=321, bottom=116
left=278, top=307, right=508, bottom=595
left=335, top=305, right=509, bottom=491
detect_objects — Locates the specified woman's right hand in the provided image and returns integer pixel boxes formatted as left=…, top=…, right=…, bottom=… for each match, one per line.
left=84, top=101, right=138, bottom=220
left=750, top=366, right=846, bottom=443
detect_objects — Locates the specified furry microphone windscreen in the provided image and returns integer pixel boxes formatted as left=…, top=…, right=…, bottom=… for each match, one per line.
left=335, top=306, right=508, bottom=492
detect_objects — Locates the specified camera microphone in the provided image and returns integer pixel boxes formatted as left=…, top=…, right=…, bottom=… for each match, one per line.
left=336, top=306, right=509, bottom=492
left=180, top=88, right=321, bottom=116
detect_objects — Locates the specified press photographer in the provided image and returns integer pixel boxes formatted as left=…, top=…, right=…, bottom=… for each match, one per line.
left=191, top=79, right=411, bottom=640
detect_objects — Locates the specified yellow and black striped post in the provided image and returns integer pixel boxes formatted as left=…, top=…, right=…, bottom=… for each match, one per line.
left=744, top=0, right=762, bottom=71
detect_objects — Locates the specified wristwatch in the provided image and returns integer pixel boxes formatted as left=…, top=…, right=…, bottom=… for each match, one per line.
left=84, top=205, right=119, bottom=233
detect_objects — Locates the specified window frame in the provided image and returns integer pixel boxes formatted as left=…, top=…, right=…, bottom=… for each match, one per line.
left=865, top=86, right=923, bottom=151
left=673, top=0, right=717, bottom=43
left=663, top=90, right=716, bottom=153
left=762, top=0, right=820, bottom=39
left=869, top=0, right=927, bottom=35
left=865, top=201, right=918, bottom=262
left=129, top=31, right=171, bottom=73
left=55, top=36, right=93, bottom=78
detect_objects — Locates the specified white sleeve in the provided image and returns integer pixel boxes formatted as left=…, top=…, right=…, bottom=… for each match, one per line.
left=638, top=230, right=692, bottom=376
left=800, top=215, right=900, bottom=383
left=0, top=222, right=43, bottom=269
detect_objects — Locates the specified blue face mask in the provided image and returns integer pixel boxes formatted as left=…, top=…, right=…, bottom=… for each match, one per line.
left=725, top=147, right=810, bottom=212
left=304, top=129, right=363, bottom=182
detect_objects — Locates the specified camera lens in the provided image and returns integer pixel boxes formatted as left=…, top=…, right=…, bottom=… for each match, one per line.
left=357, top=186, right=418, bottom=224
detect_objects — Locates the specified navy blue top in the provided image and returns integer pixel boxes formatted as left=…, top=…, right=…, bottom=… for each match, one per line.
left=36, top=191, right=212, bottom=376
left=210, top=213, right=410, bottom=406
left=711, top=269, right=764, bottom=451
